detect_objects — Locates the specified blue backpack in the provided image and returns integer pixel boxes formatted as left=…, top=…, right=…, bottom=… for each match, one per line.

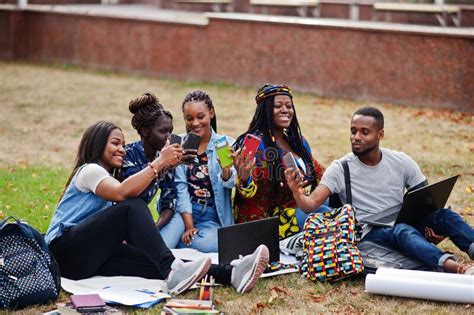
left=0, top=216, right=61, bottom=309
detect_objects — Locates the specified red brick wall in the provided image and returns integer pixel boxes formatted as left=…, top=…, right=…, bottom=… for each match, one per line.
left=1, top=7, right=472, bottom=112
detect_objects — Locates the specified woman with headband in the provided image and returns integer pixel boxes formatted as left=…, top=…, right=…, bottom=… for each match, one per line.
left=233, top=84, right=329, bottom=255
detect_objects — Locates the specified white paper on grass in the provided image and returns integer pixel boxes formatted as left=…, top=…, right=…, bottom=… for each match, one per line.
left=376, top=268, right=474, bottom=286
left=365, top=273, right=474, bottom=304
left=61, top=276, right=170, bottom=306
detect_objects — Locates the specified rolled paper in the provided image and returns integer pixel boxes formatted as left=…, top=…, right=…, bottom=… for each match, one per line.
left=376, top=267, right=474, bottom=286
left=365, top=273, right=474, bottom=304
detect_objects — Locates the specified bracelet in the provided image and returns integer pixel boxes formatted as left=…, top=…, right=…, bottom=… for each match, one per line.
left=148, top=162, right=159, bottom=178
left=236, top=177, right=257, bottom=198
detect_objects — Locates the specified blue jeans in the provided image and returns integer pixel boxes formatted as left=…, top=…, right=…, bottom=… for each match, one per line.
left=363, top=208, right=474, bottom=269
left=295, top=199, right=332, bottom=230
left=159, top=211, right=185, bottom=249
left=177, top=200, right=221, bottom=253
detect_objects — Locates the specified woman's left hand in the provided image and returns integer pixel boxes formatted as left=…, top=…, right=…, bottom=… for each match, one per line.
left=233, top=148, right=255, bottom=183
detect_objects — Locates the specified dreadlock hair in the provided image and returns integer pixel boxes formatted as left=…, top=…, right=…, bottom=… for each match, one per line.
left=234, top=85, right=318, bottom=199
left=353, top=106, right=384, bottom=130
left=181, top=90, right=217, bottom=132
left=59, top=121, right=121, bottom=203
left=129, top=92, right=172, bottom=135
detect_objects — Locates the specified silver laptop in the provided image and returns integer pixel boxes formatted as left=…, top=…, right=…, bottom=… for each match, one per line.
left=359, top=175, right=459, bottom=227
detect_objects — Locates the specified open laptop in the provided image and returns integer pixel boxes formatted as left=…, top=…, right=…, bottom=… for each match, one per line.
left=218, top=217, right=279, bottom=265
left=359, top=175, right=459, bottom=227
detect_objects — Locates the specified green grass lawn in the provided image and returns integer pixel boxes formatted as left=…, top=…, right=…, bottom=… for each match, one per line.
left=0, top=61, right=473, bottom=314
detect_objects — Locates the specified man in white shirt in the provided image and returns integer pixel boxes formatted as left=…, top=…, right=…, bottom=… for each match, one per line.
left=285, top=107, right=474, bottom=274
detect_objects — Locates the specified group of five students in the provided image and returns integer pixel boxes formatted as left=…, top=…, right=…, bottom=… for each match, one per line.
left=45, top=84, right=474, bottom=296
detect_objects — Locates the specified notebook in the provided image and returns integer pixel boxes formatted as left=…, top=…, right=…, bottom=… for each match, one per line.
left=70, top=294, right=106, bottom=312
left=217, top=217, right=279, bottom=264
left=359, top=175, right=459, bottom=227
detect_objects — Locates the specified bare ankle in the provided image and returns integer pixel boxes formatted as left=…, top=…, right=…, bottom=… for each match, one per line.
left=443, top=258, right=459, bottom=273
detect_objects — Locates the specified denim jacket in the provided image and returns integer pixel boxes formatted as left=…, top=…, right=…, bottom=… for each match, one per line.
left=174, top=129, right=236, bottom=227
left=45, top=164, right=112, bottom=245
left=121, top=140, right=176, bottom=214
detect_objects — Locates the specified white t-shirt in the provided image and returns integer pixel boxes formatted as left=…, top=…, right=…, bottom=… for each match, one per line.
left=320, top=148, right=426, bottom=237
left=75, top=163, right=111, bottom=194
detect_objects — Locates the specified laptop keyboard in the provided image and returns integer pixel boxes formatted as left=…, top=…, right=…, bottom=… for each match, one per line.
left=375, top=212, right=399, bottom=224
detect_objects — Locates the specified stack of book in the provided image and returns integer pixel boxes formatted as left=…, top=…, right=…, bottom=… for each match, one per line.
left=161, top=299, right=220, bottom=314
left=46, top=294, right=122, bottom=315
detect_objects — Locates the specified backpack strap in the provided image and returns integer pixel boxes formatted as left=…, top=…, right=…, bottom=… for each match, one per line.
left=341, top=159, right=352, bottom=205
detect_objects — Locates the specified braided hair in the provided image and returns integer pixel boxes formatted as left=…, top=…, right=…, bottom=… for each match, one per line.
left=181, top=90, right=217, bottom=132
left=129, top=92, right=172, bottom=135
left=235, top=84, right=318, bottom=196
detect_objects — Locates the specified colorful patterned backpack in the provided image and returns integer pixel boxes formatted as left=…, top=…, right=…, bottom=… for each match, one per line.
left=300, top=204, right=364, bottom=282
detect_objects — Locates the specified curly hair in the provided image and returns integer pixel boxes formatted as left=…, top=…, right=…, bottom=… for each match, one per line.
left=129, top=92, right=172, bottom=135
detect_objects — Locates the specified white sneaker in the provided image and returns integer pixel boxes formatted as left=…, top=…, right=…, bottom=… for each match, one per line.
left=166, top=258, right=211, bottom=295
left=279, top=232, right=303, bottom=255
left=230, top=245, right=269, bottom=294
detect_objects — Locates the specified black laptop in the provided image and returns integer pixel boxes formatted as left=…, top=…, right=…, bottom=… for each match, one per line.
left=217, top=217, right=280, bottom=264
left=359, top=175, right=459, bottom=227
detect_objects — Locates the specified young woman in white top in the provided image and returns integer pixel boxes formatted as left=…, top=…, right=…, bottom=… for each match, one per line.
left=45, top=121, right=211, bottom=294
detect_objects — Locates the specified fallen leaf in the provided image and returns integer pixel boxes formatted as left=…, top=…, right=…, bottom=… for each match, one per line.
left=466, top=186, right=473, bottom=194
left=0, top=211, right=5, bottom=220
left=251, top=302, right=267, bottom=314
left=330, top=304, right=355, bottom=312
left=270, top=286, right=292, bottom=296
left=268, top=289, right=279, bottom=304
left=309, top=294, right=327, bottom=303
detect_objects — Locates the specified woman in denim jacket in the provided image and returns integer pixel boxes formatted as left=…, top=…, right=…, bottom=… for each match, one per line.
left=174, top=90, right=236, bottom=253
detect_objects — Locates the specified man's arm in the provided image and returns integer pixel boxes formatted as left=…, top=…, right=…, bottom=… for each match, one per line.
left=285, top=169, right=331, bottom=213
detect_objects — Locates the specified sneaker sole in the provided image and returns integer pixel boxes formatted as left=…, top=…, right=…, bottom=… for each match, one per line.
left=238, top=246, right=269, bottom=294
left=170, top=258, right=211, bottom=295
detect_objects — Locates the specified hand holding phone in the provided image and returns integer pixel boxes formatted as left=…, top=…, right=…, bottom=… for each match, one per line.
left=241, top=134, right=261, bottom=161
left=182, top=132, right=201, bottom=151
left=283, top=152, right=300, bottom=176
left=169, top=134, right=182, bottom=145
left=215, top=136, right=234, bottom=168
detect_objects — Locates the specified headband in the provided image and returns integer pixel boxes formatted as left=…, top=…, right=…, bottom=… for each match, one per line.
left=255, top=84, right=293, bottom=103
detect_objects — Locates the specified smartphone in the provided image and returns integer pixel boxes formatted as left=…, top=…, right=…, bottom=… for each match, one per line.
left=283, top=152, right=300, bottom=175
left=169, top=134, right=182, bottom=145
left=241, top=134, right=261, bottom=160
left=182, top=132, right=201, bottom=151
left=215, top=136, right=234, bottom=168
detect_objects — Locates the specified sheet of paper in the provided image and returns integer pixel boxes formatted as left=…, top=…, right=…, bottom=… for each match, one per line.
left=61, top=276, right=170, bottom=307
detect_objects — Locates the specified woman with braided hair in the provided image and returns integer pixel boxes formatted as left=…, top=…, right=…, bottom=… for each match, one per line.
left=174, top=90, right=236, bottom=253
left=233, top=84, right=329, bottom=254
left=118, top=92, right=270, bottom=294
left=120, top=92, right=188, bottom=248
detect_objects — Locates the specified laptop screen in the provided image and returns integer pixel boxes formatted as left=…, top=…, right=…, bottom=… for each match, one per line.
left=217, top=217, right=280, bottom=264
